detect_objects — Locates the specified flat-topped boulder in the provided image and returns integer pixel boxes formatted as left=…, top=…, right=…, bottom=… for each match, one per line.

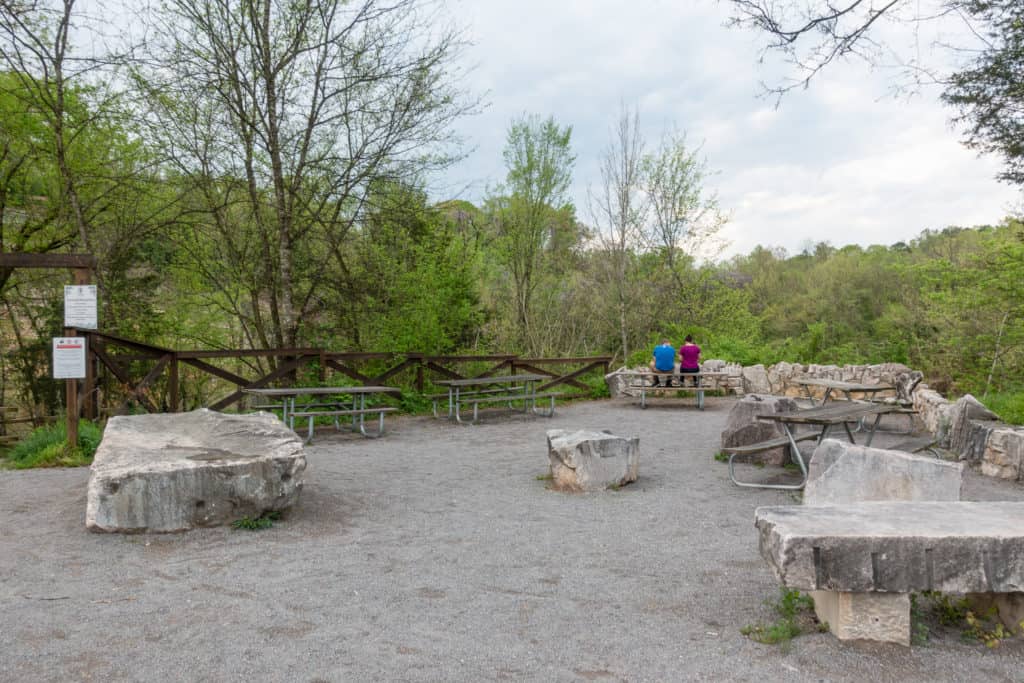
left=87, top=409, right=305, bottom=533
left=547, top=429, right=639, bottom=492
left=803, top=439, right=963, bottom=505
left=756, top=502, right=1024, bottom=593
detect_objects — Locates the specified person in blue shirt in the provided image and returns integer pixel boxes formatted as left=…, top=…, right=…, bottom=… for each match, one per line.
left=648, top=338, right=676, bottom=387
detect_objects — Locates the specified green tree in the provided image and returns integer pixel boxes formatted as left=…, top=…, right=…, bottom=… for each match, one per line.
left=488, top=114, right=576, bottom=353
left=942, top=1, right=1024, bottom=185
left=134, top=0, right=475, bottom=351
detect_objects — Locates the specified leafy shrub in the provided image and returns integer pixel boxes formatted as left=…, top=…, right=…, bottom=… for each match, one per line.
left=5, top=420, right=103, bottom=469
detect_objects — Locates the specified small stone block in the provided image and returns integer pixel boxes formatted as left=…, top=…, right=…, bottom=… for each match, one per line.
left=546, top=429, right=639, bottom=492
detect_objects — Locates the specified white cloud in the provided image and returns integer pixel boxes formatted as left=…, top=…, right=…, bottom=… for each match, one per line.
left=439, top=0, right=1021, bottom=259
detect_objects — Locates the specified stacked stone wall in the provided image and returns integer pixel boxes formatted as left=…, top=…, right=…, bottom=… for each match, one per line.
left=606, top=360, right=1024, bottom=483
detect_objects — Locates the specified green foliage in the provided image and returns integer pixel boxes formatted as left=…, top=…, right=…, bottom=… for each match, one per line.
left=741, top=588, right=820, bottom=647
left=398, top=393, right=432, bottom=414
left=581, top=375, right=611, bottom=399
left=232, top=511, right=282, bottom=531
left=983, top=391, right=1024, bottom=426
left=4, top=420, right=103, bottom=469
left=713, top=451, right=729, bottom=463
left=942, top=1, right=1024, bottom=186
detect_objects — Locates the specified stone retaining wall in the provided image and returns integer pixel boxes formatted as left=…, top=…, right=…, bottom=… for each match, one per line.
left=607, top=360, right=1024, bottom=483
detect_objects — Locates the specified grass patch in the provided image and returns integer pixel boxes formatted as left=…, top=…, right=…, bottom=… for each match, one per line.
left=741, top=588, right=822, bottom=649
left=232, top=511, right=282, bottom=531
left=981, top=390, right=1024, bottom=426
left=535, top=472, right=553, bottom=481
left=713, top=451, right=729, bottom=463
left=3, top=420, right=102, bottom=469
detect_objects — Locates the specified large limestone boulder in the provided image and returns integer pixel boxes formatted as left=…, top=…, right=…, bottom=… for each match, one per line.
left=720, top=394, right=800, bottom=465
left=803, top=439, right=963, bottom=506
left=547, top=429, right=639, bottom=492
left=87, top=409, right=305, bottom=533
left=741, top=365, right=771, bottom=394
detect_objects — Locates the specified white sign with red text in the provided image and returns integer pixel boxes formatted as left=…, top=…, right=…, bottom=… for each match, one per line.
left=53, top=337, right=87, bottom=379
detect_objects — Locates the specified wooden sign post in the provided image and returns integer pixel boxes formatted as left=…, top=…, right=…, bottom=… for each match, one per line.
left=0, top=253, right=96, bottom=450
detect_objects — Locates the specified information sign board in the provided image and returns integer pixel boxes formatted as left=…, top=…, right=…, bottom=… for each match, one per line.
left=53, top=337, right=87, bottom=379
left=64, top=285, right=97, bottom=329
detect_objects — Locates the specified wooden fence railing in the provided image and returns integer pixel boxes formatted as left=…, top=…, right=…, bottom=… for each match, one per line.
left=72, top=330, right=612, bottom=418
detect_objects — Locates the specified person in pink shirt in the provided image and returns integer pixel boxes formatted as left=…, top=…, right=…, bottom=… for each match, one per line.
left=678, top=334, right=701, bottom=386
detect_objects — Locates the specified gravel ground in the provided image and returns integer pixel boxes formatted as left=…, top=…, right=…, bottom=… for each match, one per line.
left=1, top=396, right=1023, bottom=682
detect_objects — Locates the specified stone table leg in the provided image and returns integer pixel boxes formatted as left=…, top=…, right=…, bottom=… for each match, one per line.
left=810, top=591, right=910, bottom=646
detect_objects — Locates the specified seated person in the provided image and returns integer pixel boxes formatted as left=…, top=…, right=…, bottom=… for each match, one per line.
left=649, top=338, right=676, bottom=387
left=679, top=334, right=701, bottom=386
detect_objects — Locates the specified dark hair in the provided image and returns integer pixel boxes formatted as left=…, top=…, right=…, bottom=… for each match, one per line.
left=684, top=334, right=693, bottom=343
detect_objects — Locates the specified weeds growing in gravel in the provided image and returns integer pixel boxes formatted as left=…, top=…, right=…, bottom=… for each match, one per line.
left=912, top=591, right=1024, bottom=648
left=741, top=588, right=823, bottom=649
left=713, top=452, right=729, bottom=463
left=232, top=511, right=282, bottom=530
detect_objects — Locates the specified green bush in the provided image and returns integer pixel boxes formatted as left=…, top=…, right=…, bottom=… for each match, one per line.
left=4, top=420, right=103, bottom=469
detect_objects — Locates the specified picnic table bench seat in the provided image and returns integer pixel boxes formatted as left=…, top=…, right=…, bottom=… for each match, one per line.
left=459, top=390, right=564, bottom=422
left=290, top=406, right=398, bottom=441
left=723, top=432, right=819, bottom=491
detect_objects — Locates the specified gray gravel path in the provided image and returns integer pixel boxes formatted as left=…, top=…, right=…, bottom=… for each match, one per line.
left=1, top=397, right=1023, bottom=682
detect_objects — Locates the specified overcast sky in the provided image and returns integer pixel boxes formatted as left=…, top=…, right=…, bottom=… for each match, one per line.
left=438, top=0, right=1022, bottom=259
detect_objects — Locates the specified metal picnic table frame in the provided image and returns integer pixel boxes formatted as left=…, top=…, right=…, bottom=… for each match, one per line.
left=433, top=373, right=558, bottom=424
left=745, top=401, right=910, bottom=490
left=243, top=385, right=400, bottom=442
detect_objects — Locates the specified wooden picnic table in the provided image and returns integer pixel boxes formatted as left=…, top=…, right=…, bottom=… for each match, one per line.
left=615, top=370, right=729, bottom=410
left=243, top=386, right=400, bottom=442
left=792, top=378, right=894, bottom=405
left=433, top=374, right=561, bottom=424
left=759, top=401, right=906, bottom=450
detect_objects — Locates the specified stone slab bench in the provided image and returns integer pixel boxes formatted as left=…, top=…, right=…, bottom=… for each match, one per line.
left=755, top=502, right=1024, bottom=645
